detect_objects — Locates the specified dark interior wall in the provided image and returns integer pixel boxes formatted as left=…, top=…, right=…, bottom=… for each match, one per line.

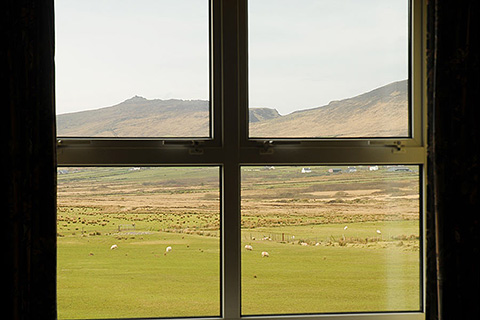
left=2, top=0, right=479, bottom=319
left=3, top=0, right=57, bottom=319
left=426, top=1, right=480, bottom=319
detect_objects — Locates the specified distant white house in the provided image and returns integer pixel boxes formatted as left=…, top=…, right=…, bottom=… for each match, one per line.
left=129, top=167, right=141, bottom=171
left=369, top=165, right=379, bottom=171
left=301, top=167, right=312, bottom=173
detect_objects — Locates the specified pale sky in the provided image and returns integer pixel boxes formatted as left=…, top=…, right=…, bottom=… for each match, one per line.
left=55, top=0, right=408, bottom=116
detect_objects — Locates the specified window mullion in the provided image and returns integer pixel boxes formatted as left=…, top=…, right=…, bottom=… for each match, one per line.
left=221, top=0, right=243, bottom=318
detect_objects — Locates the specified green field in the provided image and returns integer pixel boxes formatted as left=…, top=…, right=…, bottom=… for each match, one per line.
left=57, top=166, right=421, bottom=319
left=58, top=232, right=220, bottom=319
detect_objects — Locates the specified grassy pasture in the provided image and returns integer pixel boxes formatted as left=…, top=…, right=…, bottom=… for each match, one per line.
left=57, top=166, right=421, bottom=319
left=57, top=232, right=220, bottom=319
left=242, top=239, right=420, bottom=314
left=241, top=220, right=420, bottom=315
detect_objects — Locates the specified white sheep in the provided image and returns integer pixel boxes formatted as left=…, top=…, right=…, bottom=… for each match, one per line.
left=165, top=246, right=172, bottom=253
left=110, top=244, right=118, bottom=250
left=376, top=230, right=382, bottom=234
left=261, top=251, right=269, bottom=257
left=300, top=242, right=308, bottom=246
left=244, top=244, right=253, bottom=251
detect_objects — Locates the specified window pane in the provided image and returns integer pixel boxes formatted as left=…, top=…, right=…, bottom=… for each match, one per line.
left=55, top=0, right=210, bottom=138
left=57, top=167, right=220, bottom=319
left=241, top=166, right=421, bottom=315
left=248, top=0, right=409, bottom=138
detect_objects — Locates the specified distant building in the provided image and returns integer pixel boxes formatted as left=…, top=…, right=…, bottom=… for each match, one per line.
left=301, top=167, right=312, bottom=173
left=387, top=166, right=412, bottom=172
left=328, top=168, right=342, bottom=173
left=369, top=165, right=379, bottom=171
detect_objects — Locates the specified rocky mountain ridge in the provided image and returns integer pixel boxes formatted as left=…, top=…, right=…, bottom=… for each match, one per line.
left=57, top=80, right=408, bottom=138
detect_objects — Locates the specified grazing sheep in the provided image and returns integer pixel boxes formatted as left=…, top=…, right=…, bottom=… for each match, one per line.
left=261, top=251, right=269, bottom=257
left=110, top=244, right=118, bottom=250
left=165, top=246, right=172, bottom=253
left=344, top=226, right=348, bottom=230
left=245, top=244, right=253, bottom=251
left=376, top=230, right=382, bottom=234
left=300, top=242, right=308, bottom=246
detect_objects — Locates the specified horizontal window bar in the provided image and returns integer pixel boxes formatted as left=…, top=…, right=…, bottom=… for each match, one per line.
left=57, top=146, right=425, bottom=166
left=240, top=147, right=425, bottom=165
left=242, top=312, right=425, bottom=320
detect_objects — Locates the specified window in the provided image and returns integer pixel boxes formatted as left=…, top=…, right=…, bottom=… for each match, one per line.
left=57, top=167, right=220, bottom=319
left=56, top=1, right=426, bottom=320
left=248, top=0, right=410, bottom=139
left=55, top=0, right=210, bottom=138
left=241, top=165, right=421, bottom=315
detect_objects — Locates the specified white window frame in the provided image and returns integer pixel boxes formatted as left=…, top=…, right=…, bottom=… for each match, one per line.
left=56, top=1, right=427, bottom=320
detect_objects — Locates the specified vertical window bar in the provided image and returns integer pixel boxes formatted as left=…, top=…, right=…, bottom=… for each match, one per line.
left=221, top=0, right=243, bottom=318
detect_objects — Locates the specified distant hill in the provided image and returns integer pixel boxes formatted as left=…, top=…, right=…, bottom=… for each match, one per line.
left=57, top=80, right=408, bottom=138
left=56, top=96, right=210, bottom=137
left=249, top=108, right=281, bottom=123
left=250, top=80, right=408, bottom=138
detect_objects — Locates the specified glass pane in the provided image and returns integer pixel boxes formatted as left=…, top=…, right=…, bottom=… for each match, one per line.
left=241, top=165, right=421, bottom=315
left=55, top=0, right=210, bottom=138
left=57, top=167, right=220, bottom=319
left=248, top=0, right=409, bottom=138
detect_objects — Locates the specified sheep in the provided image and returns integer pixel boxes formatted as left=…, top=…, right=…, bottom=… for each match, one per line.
left=376, top=230, right=382, bottom=234
left=300, top=242, right=308, bottom=246
left=261, top=251, right=269, bottom=257
left=165, top=246, right=172, bottom=253
left=110, top=244, right=118, bottom=250
left=244, top=244, right=253, bottom=251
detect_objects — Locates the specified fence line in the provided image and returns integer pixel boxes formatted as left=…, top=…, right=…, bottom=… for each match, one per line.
left=242, top=231, right=322, bottom=244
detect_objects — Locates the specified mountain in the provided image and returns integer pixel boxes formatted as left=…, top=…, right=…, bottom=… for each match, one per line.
left=56, top=96, right=210, bottom=137
left=57, top=96, right=281, bottom=137
left=56, top=80, right=408, bottom=138
left=250, top=80, right=408, bottom=138
left=249, top=108, right=281, bottom=123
